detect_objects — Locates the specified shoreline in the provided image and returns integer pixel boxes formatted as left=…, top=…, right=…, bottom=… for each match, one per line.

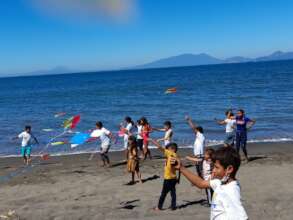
left=1, top=140, right=292, bottom=159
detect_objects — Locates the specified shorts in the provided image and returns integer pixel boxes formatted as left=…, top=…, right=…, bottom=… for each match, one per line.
left=137, top=139, right=143, bottom=151
left=101, top=145, right=110, bottom=154
left=224, top=132, right=235, bottom=146
left=21, top=146, right=31, bottom=157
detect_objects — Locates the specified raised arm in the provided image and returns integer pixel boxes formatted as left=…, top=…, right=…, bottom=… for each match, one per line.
left=185, top=116, right=197, bottom=133
left=171, top=157, right=209, bottom=189
left=215, top=118, right=226, bottom=125
left=149, top=139, right=165, bottom=153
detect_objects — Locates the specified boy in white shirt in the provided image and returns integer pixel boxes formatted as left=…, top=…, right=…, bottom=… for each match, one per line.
left=121, top=116, right=134, bottom=160
left=185, top=116, right=205, bottom=177
left=172, top=147, right=248, bottom=220
left=153, top=121, right=173, bottom=147
left=14, top=125, right=38, bottom=165
left=215, top=110, right=236, bottom=147
left=91, top=121, right=113, bottom=167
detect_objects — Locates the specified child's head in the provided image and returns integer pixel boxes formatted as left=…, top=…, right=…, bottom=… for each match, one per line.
left=140, top=117, right=148, bottom=126
left=125, top=116, right=132, bottom=124
left=196, top=126, right=204, bottom=134
left=212, top=147, right=241, bottom=181
left=204, top=147, right=215, bottom=161
left=128, top=135, right=137, bottom=149
left=225, top=109, right=234, bottom=118
left=96, top=121, right=103, bottom=129
left=164, top=121, right=172, bottom=130
left=237, top=109, right=245, bottom=118
left=25, top=125, right=31, bottom=133
left=165, top=142, right=178, bottom=153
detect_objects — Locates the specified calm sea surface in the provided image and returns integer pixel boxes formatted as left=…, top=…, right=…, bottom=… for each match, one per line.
left=1, top=60, right=293, bottom=156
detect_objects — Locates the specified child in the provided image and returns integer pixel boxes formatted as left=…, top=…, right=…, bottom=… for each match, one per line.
left=141, top=117, right=152, bottom=160
left=185, top=116, right=205, bottom=177
left=14, top=125, right=38, bottom=165
left=90, top=121, right=113, bottom=167
left=136, top=119, right=144, bottom=156
left=153, top=121, right=173, bottom=147
left=151, top=139, right=178, bottom=211
left=235, top=109, right=256, bottom=162
left=215, top=110, right=236, bottom=147
left=121, top=116, right=134, bottom=160
left=172, top=147, right=248, bottom=219
left=186, top=148, right=215, bottom=206
left=127, top=136, right=142, bottom=184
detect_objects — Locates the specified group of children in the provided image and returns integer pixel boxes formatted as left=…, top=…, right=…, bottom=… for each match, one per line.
left=14, top=109, right=254, bottom=219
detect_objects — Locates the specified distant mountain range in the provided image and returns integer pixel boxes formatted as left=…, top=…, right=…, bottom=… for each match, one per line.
left=135, top=51, right=293, bottom=69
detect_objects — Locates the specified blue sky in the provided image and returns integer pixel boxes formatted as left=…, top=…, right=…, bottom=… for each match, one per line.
left=1, top=0, right=293, bottom=74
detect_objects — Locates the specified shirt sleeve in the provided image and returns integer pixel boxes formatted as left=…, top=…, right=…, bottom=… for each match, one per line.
left=224, top=119, right=229, bottom=123
left=18, top=132, right=24, bottom=138
left=245, top=117, right=251, bottom=123
left=104, top=128, right=111, bottom=135
left=209, top=179, right=221, bottom=191
left=90, top=130, right=100, bottom=138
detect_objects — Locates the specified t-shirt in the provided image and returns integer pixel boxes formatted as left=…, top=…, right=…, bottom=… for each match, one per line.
left=164, top=128, right=173, bottom=146
left=235, top=116, right=251, bottom=133
left=124, top=123, right=133, bottom=141
left=18, top=131, right=32, bottom=147
left=224, top=119, right=236, bottom=133
left=137, top=125, right=143, bottom=140
left=210, top=179, right=248, bottom=220
left=202, top=160, right=212, bottom=180
left=164, top=149, right=177, bottom=180
left=193, top=132, right=205, bottom=157
left=90, top=127, right=111, bottom=147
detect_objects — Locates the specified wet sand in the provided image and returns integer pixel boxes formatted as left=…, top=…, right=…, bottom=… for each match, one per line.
left=0, top=142, right=293, bottom=220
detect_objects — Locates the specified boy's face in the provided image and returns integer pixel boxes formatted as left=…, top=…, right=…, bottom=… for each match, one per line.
left=212, top=160, right=233, bottom=179
left=168, top=147, right=176, bottom=153
left=204, top=152, right=210, bottom=160
left=164, top=125, right=169, bottom=130
left=237, top=111, right=243, bottom=117
left=26, top=128, right=31, bottom=133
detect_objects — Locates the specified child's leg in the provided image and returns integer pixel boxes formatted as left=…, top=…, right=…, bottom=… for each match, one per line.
left=169, top=179, right=177, bottom=210
left=135, top=170, right=142, bottom=183
left=158, top=180, right=170, bottom=210
left=241, top=132, right=248, bottom=160
left=104, top=153, right=110, bottom=165
left=131, top=172, right=135, bottom=182
left=235, top=132, right=241, bottom=153
left=100, top=153, right=106, bottom=166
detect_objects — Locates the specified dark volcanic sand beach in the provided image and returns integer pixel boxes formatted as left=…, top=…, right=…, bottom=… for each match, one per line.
left=1, top=142, right=293, bottom=220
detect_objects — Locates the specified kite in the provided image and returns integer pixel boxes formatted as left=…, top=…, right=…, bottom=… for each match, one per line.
left=70, top=133, right=90, bottom=148
left=42, top=128, right=53, bottom=132
left=118, top=129, right=125, bottom=137
left=51, top=141, right=67, bottom=146
left=165, top=87, right=177, bottom=94
left=63, top=115, right=81, bottom=129
left=54, top=112, right=66, bottom=118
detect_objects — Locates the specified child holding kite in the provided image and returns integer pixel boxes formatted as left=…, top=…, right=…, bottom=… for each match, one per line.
left=153, top=121, right=173, bottom=147
left=127, top=135, right=142, bottom=184
left=13, top=125, right=39, bottom=165
left=90, top=121, right=113, bottom=167
left=121, top=116, right=135, bottom=160
left=150, top=139, right=179, bottom=211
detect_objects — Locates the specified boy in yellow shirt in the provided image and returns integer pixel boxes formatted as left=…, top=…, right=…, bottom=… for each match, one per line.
left=150, top=139, right=178, bottom=211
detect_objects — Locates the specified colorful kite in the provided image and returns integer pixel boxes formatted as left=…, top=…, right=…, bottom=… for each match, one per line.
left=63, top=115, right=81, bottom=129
left=41, top=154, right=50, bottom=160
left=165, top=87, right=177, bottom=94
left=51, top=141, right=67, bottom=146
left=70, top=133, right=90, bottom=148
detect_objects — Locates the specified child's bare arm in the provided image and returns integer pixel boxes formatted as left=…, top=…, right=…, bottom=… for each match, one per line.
left=215, top=118, right=226, bottom=125
left=185, top=116, right=197, bottom=133
left=185, top=156, right=201, bottom=163
left=171, top=157, right=209, bottom=189
left=149, top=139, right=165, bottom=153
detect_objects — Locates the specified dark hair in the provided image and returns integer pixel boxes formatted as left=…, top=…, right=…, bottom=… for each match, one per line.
left=164, top=121, right=172, bottom=128
left=225, top=109, right=232, bottom=116
left=238, top=109, right=245, bottom=114
left=128, top=135, right=137, bottom=150
left=125, top=116, right=134, bottom=125
left=25, top=125, right=31, bottom=131
left=205, top=147, right=215, bottom=158
left=165, top=142, right=178, bottom=153
left=96, top=121, right=103, bottom=128
left=140, top=117, right=148, bottom=126
left=196, top=126, right=204, bottom=134
left=212, top=147, right=241, bottom=178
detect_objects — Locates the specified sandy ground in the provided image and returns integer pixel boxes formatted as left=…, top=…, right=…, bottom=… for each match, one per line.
left=1, top=142, right=293, bottom=220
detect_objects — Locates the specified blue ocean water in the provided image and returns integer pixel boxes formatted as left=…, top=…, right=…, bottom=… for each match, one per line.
left=1, top=60, right=293, bottom=156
